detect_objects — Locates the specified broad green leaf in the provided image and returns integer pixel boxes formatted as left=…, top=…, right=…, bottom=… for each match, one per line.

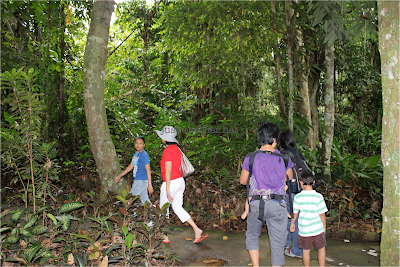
left=20, top=244, right=42, bottom=263
left=59, top=202, right=84, bottom=214
left=30, top=224, right=48, bottom=235
left=122, top=225, right=129, bottom=236
left=19, top=229, right=31, bottom=237
left=34, top=206, right=50, bottom=215
left=5, top=235, right=20, bottom=243
left=11, top=209, right=26, bottom=221
left=116, top=195, right=127, bottom=205
left=369, top=155, right=381, bottom=168
left=23, top=216, right=37, bottom=229
left=0, top=227, right=11, bottom=233
left=125, top=233, right=133, bottom=250
left=47, top=213, right=58, bottom=225
left=121, top=189, right=128, bottom=199
left=55, top=216, right=71, bottom=231
left=186, top=151, right=196, bottom=158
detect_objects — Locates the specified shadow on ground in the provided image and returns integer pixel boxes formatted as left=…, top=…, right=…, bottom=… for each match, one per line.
left=164, top=226, right=380, bottom=266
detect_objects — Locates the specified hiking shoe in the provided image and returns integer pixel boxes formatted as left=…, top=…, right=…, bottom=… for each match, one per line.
left=284, top=248, right=302, bottom=258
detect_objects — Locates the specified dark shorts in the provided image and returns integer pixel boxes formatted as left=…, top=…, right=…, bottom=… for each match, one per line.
left=298, top=232, right=326, bottom=250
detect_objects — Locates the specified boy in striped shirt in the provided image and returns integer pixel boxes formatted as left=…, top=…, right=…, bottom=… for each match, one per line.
left=290, top=170, right=328, bottom=267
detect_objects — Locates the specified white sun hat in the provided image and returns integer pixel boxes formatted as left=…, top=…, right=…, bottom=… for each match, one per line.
left=155, top=126, right=179, bottom=143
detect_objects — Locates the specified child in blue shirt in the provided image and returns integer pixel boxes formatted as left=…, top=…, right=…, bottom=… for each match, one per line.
left=115, top=136, right=153, bottom=205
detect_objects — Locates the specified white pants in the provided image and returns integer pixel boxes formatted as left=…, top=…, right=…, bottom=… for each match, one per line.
left=160, top=177, right=191, bottom=223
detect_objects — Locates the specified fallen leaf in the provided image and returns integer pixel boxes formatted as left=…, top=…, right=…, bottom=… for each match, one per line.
left=20, top=240, right=27, bottom=249
left=100, top=255, right=108, bottom=267
left=184, top=237, right=193, bottom=241
left=376, top=228, right=382, bottom=234
left=213, top=224, right=219, bottom=228
left=119, top=207, right=126, bottom=215
left=67, top=253, right=74, bottom=265
left=223, top=236, right=228, bottom=240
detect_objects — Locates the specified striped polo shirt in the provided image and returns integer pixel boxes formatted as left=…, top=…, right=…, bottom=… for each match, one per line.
left=293, top=190, right=328, bottom=237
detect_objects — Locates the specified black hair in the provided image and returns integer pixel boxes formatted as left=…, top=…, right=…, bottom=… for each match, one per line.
left=135, top=136, right=145, bottom=143
left=299, top=170, right=315, bottom=185
left=256, top=121, right=280, bottom=146
left=278, top=129, right=295, bottom=149
left=165, top=141, right=177, bottom=145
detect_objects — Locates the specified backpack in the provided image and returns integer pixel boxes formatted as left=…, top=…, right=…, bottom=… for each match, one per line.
left=280, top=148, right=312, bottom=194
left=246, top=150, right=290, bottom=221
left=280, top=148, right=313, bottom=215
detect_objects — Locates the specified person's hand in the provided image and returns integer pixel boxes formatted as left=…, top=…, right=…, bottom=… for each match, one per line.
left=290, top=223, right=295, bottom=232
left=167, top=191, right=174, bottom=202
left=287, top=212, right=291, bottom=218
left=148, top=184, right=154, bottom=194
left=114, top=177, right=120, bottom=183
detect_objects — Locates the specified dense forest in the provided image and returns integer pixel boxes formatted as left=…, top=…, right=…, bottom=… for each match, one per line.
left=1, top=0, right=399, bottom=266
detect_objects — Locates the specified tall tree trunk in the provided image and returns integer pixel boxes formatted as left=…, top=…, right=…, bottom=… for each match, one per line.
left=45, top=1, right=51, bottom=142
left=272, top=0, right=288, bottom=122
left=59, top=10, right=66, bottom=148
left=161, top=51, right=169, bottom=82
left=378, top=1, right=400, bottom=265
left=309, top=69, right=321, bottom=144
left=286, top=1, right=295, bottom=131
left=320, top=43, right=335, bottom=179
left=239, top=23, right=248, bottom=141
left=298, top=28, right=314, bottom=149
left=83, top=0, right=121, bottom=195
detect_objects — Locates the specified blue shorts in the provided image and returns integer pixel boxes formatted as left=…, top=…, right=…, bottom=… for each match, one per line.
left=246, top=200, right=288, bottom=266
left=130, top=179, right=151, bottom=205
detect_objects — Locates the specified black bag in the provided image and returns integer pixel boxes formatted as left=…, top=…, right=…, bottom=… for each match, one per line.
left=280, top=148, right=312, bottom=194
left=280, top=148, right=313, bottom=216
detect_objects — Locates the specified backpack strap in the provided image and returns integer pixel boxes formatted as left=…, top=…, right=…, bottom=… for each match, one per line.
left=282, top=149, right=301, bottom=162
left=279, top=149, right=294, bottom=215
left=246, top=151, right=261, bottom=204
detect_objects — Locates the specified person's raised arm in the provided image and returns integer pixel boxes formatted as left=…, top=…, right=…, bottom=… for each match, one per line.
left=145, top=164, right=153, bottom=194
left=165, top=161, right=173, bottom=202
left=115, top=163, right=134, bottom=183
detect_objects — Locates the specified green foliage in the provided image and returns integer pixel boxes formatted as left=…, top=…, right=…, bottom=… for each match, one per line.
left=330, top=140, right=383, bottom=189
left=59, top=202, right=85, bottom=214
left=1, top=67, right=60, bottom=209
